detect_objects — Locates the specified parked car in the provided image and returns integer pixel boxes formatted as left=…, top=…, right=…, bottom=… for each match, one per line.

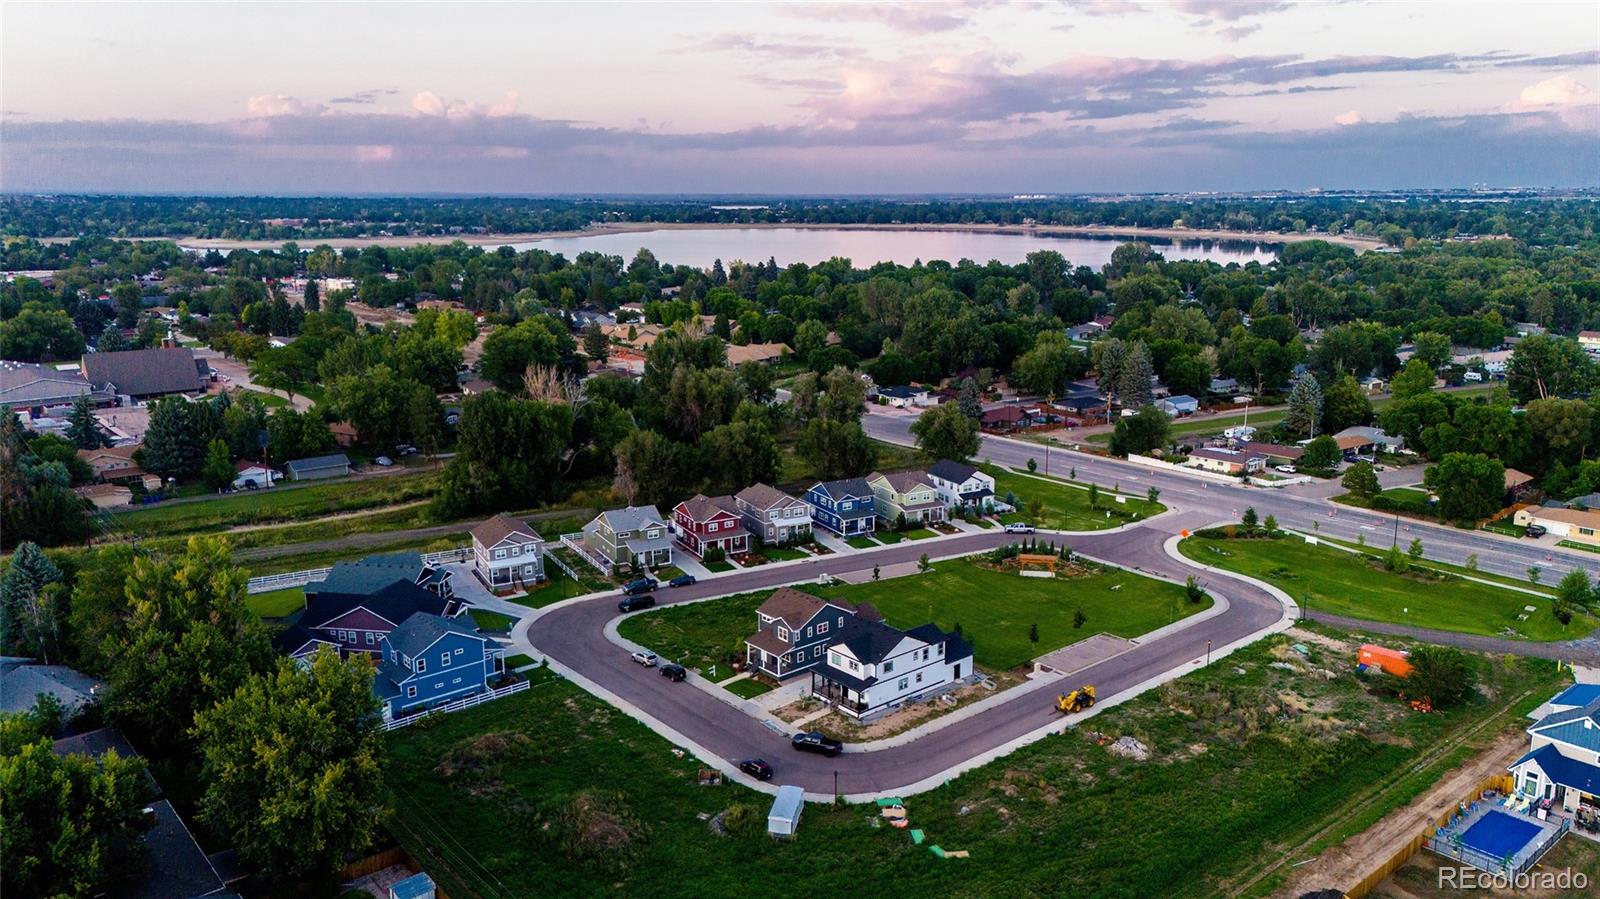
left=791, top=731, right=843, bottom=757
left=1274, top=464, right=1297, bottom=474
left=1526, top=524, right=1548, bottom=538
left=659, top=663, right=687, bottom=682
left=738, top=758, right=774, bottom=781
left=618, top=594, right=656, bottom=613
left=630, top=650, right=658, bottom=667
left=373, top=455, right=394, bottom=466
left=1003, top=523, right=1035, bottom=534
left=623, top=577, right=658, bottom=595
left=669, top=574, right=697, bottom=588
left=395, top=444, right=418, bottom=456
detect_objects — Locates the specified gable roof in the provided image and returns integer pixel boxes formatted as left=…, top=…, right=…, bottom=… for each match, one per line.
left=1527, top=507, right=1600, bottom=529
left=756, top=587, right=849, bottom=630
left=1530, top=697, right=1600, bottom=753
left=1511, top=743, right=1600, bottom=794
left=271, top=623, right=336, bottom=656
left=312, top=551, right=436, bottom=596
left=386, top=611, right=486, bottom=658
left=676, top=493, right=743, bottom=522
left=81, top=347, right=208, bottom=396
left=927, top=459, right=980, bottom=484
left=735, top=483, right=804, bottom=511
left=813, top=478, right=873, bottom=501
left=471, top=513, right=541, bottom=548
left=834, top=617, right=914, bottom=665
left=597, top=504, right=667, bottom=532
left=0, top=662, right=103, bottom=715
left=870, top=470, right=934, bottom=494
left=301, top=579, right=451, bottom=630
left=0, top=361, right=104, bottom=407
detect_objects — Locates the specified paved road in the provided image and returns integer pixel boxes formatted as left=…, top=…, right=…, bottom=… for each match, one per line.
left=529, top=511, right=1292, bottom=796
left=862, top=408, right=1600, bottom=584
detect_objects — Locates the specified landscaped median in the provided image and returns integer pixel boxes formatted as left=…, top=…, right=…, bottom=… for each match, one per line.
left=1178, top=529, right=1596, bottom=642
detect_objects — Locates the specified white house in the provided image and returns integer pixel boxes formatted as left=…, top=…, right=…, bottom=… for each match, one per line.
left=231, top=461, right=280, bottom=489
left=925, top=459, right=997, bottom=512
left=877, top=385, right=933, bottom=408
left=1157, top=395, right=1200, bottom=417
left=470, top=513, right=545, bottom=589
left=1186, top=446, right=1265, bottom=475
left=1508, top=688, right=1600, bottom=816
left=808, top=618, right=973, bottom=719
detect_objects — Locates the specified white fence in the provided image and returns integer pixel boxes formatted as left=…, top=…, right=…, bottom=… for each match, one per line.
left=380, top=679, right=531, bottom=731
left=246, top=545, right=474, bottom=594
left=559, top=532, right=612, bottom=575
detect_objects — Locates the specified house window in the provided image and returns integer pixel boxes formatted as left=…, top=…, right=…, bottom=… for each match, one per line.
left=407, top=686, right=417, bottom=698
left=389, top=649, right=397, bottom=663
left=495, top=548, right=506, bottom=559
left=848, top=660, right=860, bottom=672
left=817, top=621, right=829, bottom=635
left=814, top=646, right=823, bottom=658
left=366, top=632, right=375, bottom=645
left=883, top=660, right=894, bottom=674
left=510, top=546, right=520, bottom=556
left=417, top=658, right=427, bottom=673
left=829, top=652, right=842, bottom=667
left=898, top=678, right=908, bottom=691
left=1582, top=528, right=1596, bottom=537
left=453, top=677, right=462, bottom=685
left=922, top=648, right=929, bottom=660
left=455, top=647, right=464, bottom=655
left=916, top=672, right=923, bottom=683
left=806, top=626, right=812, bottom=637
left=441, top=652, right=451, bottom=667
left=776, top=626, right=789, bottom=641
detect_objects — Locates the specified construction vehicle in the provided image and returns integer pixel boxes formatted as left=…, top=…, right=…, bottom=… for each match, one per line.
left=1055, top=685, right=1096, bottom=714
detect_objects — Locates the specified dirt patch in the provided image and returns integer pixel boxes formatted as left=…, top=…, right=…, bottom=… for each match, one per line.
left=812, top=674, right=1021, bottom=741
left=1272, top=729, right=1529, bottom=898
left=435, top=731, right=533, bottom=794
left=1288, top=626, right=1356, bottom=655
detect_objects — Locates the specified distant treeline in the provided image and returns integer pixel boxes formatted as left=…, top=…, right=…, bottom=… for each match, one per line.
left=4, top=194, right=1597, bottom=246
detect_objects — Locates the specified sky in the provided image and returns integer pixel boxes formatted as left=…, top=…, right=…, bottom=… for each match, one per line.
left=2, top=0, right=1598, bottom=194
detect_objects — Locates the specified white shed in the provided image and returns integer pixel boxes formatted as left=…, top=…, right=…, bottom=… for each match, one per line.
left=767, top=785, right=805, bottom=838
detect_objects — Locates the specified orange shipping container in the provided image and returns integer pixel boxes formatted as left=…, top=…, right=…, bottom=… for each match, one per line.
left=1358, top=644, right=1412, bottom=677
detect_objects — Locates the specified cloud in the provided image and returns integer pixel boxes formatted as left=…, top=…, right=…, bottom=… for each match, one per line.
left=329, top=88, right=399, bottom=105
left=1169, top=1, right=1292, bottom=21
left=1518, top=75, right=1593, bottom=107
left=699, top=32, right=865, bottom=60
left=1217, top=24, right=1259, bottom=42
left=354, top=145, right=394, bottom=162
left=246, top=94, right=325, bottom=117
left=1333, top=109, right=1365, bottom=126
left=411, top=90, right=520, bottom=119
left=783, top=1, right=1000, bottom=34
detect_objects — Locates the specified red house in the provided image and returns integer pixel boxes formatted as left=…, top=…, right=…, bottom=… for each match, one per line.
left=671, top=494, right=751, bottom=559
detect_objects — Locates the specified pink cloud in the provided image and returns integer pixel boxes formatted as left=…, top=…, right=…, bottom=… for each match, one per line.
left=1334, top=109, right=1365, bottom=126
left=354, top=145, right=394, bottom=162
left=246, top=94, right=325, bottom=117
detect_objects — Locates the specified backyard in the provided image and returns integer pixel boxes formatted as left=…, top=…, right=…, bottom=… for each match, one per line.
left=1179, top=533, right=1593, bottom=642
left=618, top=558, right=1206, bottom=673
left=383, top=630, right=1565, bottom=899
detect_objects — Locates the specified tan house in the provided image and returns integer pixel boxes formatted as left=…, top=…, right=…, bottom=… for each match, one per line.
left=75, top=483, right=132, bottom=509
left=725, top=343, right=791, bottom=367
left=866, top=470, right=946, bottom=526
left=1513, top=507, right=1600, bottom=546
left=77, top=444, right=141, bottom=479
left=1187, top=447, right=1265, bottom=475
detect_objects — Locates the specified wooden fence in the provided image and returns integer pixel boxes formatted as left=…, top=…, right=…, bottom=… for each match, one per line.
left=337, top=844, right=453, bottom=899
left=1344, top=773, right=1516, bottom=899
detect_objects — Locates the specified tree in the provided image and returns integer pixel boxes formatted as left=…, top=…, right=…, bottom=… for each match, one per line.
left=795, top=319, right=830, bottom=366
left=1388, top=358, right=1436, bottom=403
left=250, top=343, right=315, bottom=402
left=103, top=537, right=273, bottom=753
left=1095, top=337, right=1130, bottom=412
left=1407, top=538, right=1424, bottom=559
left=1507, top=334, right=1593, bottom=403
left=582, top=322, right=610, bottom=363
left=303, top=277, right=320, bottom=312
left=956, top=378, right=983, bottom=420
left=1423, top=452, right=1505, bottom=523
left=1285, top=372, right=1324, bottom=437
left=797, top=418, right=877, bottom=481
left=479, top=317, right=574, bottom=392
left=1163, top=353, right=1213, bottom=399
left=1028, top=623, right=1039, bottom=643
left=1109, top=405, right=1171, bottom=457
left=327, top=364, right=413, bottom=451
left=1013, top=331, right=1086, bottom=397
left=1341, top=461, right=1380, bottom=498
left=735, top=360, right=776, bottom=406
left=1, top=738, right=156, bottom=898
left=1321, top=374, right=1372, bottom=434
left=1525, top=397, right=1593, bottom=466
left=201, top=438, right=235, bottom=491
left=1411, top=331, right=1452, bottom=370
left=1556, top=568, right=1593, bottom=612
left=910, top=402, right=981, bottom=462
left=611, top=428, right=686, bottom=507
left=0, top=304, right=84, bottom=362
left=698, top=415, right=780, bottom=495
left=1116, top=341, right=1155, bottom=409
left=1404, top=645, right=1475, bottom=708
left=1301, top=435, right=1341, bottom=471
left=1242, top=507, right=1259, bottom=528
left=142, top=396, right=216, bottom=478
left=817, top=365, right=868, bottom=423
left=65, top=394, right=105, bottom=450
left=0, top=542, right=64, bottom=662
left=432, top=393, right=574, bottom=518
left=193, top=651, right=390, bottom=884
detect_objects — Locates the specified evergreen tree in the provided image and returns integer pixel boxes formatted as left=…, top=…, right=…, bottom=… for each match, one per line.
left=1286, top=372, right=1324, bottom=437
left=303, top=278, right=320, bottom=312
left=1117, top=340, right=1155, bottom=408
left=957, top=378, right=983, bottom=419
left=0, top=542, right=64, bottom=660
left=202, top=439, right=235, bottom=491
left=65, top=394, right=105, bottom=449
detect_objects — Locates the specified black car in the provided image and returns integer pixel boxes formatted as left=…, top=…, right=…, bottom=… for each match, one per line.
left=669, top=574, right=697, bottom=588
left=623, top=577, right=658, bottom=596
left=791, top=731, right=843, bottom=757
left=1526, top=524, right=1548, bottom=538
left=617, top=594, right=656, bottom=613
left=738, top=758, right=774, bottom=781
left=659, top=663, right=687, bottom=682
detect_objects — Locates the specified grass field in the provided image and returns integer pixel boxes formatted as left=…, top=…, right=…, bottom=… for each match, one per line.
left=989, top=466, right=1164, bottom=530
left=779, top=438, right=922, bottom=486
left=384, top=632, right=1564, bottom=899
left=109, top=471, right=441, bottom=539
left=244, top=587, right=305, bottom=618
left=619, top=559, right=1204, bottom=673
left=1179, top=534, right=1594, bottom=641
left=240, top=533, right=465, bottom=577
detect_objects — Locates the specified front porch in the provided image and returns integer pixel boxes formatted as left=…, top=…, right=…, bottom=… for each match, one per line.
left=810, top=671, right=870, bottom=716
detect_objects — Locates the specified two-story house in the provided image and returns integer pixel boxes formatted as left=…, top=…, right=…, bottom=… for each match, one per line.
left=582, top=505, right=674, bottom=571
left=1509, top=687, right=1600, bottom=815
left=733, top=483, right=814, bottom=545
left=810, top=618, right=973, bottom=719
left=805, top=478, right=877, bottom=538
left=866, top=470, right=947, bottom=526
left=671, top=494, right=751, bottom=559
left=273, top=580, right=463, bottom=661
left=925, top=460, right=997, bottom=513
left=743, top=587, right=872, bottom=679
left=471, top=513, right=545, bottom=589
left=372, top=612, right=501, bottom=721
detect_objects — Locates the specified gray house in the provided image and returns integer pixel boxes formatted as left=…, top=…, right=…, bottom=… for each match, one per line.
left=285, top=453, right=352, bottom=481
left=733, top=483, right=814, bottom=545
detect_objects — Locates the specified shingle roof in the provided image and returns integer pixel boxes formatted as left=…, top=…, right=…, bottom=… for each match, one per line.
left=928, top=459, right=979, bottom=484
left=302, top=579, right=450, bottom=626
left=50, top=727, right=140, bottom=762
left=815, top=478, right=873, bottom=500
left=735, top=483, right=804, bottom=511
left=1, top=663, right=102, bottom=715
left=598, top=505, right=667, bottom=532
left=311, top=552, right=435, bottom=597
left=835, top=617, right=911, bottom=665
left=0, top=361, right=102, bottom=407
left=386, top=611, right=485, bottom=659
left=271, top=623, right=334, bottom=656
left=81, top=348, right=207, bottom=397
left=677, top=494, right=742, bottom=522
left=757, top=587, right=835, bottom=630
left=471, top=513, right=541, bottom=548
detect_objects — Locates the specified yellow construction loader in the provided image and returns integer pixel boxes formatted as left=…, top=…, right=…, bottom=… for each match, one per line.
left=1055, top=685, right=1096, bottom=714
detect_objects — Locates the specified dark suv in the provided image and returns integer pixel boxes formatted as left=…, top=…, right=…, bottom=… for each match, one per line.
left=739, top=758, right=774, bottom=781
left=617, top=594, right=656, bottom=613
left=659, top=663, right=687, bottom=682
left=790, top=731, right=843, bottom=757
left=623, top=577, right=658, bottom=595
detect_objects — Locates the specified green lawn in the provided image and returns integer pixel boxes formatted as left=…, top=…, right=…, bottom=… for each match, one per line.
left=758, top=545, right=809, bottom=561
left=780, top=438, right=921, bottom=485
left=619, top=559, right=1205, bottom=673
left=384, top=635, right=1565, bottom=899
left=242, top=388, right=289, bottom=408
left=704, top=559, right=736, bottom=573
left=902, top=528, right=937, bottom=540
left=846, top=536, right=880, bottom=549
left=1179, top=534, right=1593, bottom=641
left=245, top=587, right=305, bottom=618
left=989, top=467, right=1164, bottom=530
left=110, top=471, right=441, bottom=539
left=503, top=653, right=536, bottom=670
left=874, top=531, right=905, bottom=545
left=723, top=678, right=773, bottom=699
left=469, top=609, right=517, bottom=632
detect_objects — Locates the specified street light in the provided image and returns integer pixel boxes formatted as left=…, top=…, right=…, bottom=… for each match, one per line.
left=834, top=770, right=839, bottom=799
left=1206, top=640, right=1212, bottom=666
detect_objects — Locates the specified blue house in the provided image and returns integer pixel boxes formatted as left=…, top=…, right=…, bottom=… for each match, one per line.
left=806, top=478, right=877, bottom=537
left=373, top=612, right=501, bottom=721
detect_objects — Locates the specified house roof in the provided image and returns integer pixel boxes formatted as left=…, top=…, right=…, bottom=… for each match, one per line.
left=597, top=504, right=667, bottom=532
left=735, top=483, right=804, bottom=512
left=472, top=513, right=540, bottom=548
left=746, top=628, right=793, bottom=656
left=78, top=444, right=140, bottom=465
left=928, top=459, right=980, bottom=484
left=725, top=342, right=791, bottom=366
left=271, top=623, right=335, bottom=656
left=1504, top=468, right=1534, bottom=490
left=1243, top=442, right=1304, bottom=460
left=301, top=580, right=450, bottom=630
left=50, top=726, right=140, bottom=761
left=74, top=483, right=131, bottom=500
left=1510, top=743, right=1600, bottom=795
left=1527, top=507, right=1600, bottom=529
left=81, top=348, right=208, bottom=396
left=1333, top=435, right=1373, bottom=451
left=877, top=385, right=925, bottom=399
left=870, top=470, right=934, bottom=494
left=1, top=662, right=102, bottom=715
left=386, top=611, right=485, bottom=659
left=312, top=551, right=438, bottom=596
left=0, top=361, right=102, bottom=407
left=284, top=453, right=350, bottom=474
left=1190, top=447, right=1255, bottom=464
left=835, top=617, right=912, bottom=665
left=981, top=405, right=1027, bottom=424
left=1531, top=696, right=1600, bottom=733
left=756, top=587, right=836, bottom=630
left=1547, top=683, right=1600, bottom=708
left=677, top=493, right=743, bottom=523
left=1162, top=394, right=1199, bottom=407
left=813, top=478, right=873, bottom=501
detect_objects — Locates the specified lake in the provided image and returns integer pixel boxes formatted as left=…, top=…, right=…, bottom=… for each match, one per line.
left=509, top=227, right=1278, bottom=269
